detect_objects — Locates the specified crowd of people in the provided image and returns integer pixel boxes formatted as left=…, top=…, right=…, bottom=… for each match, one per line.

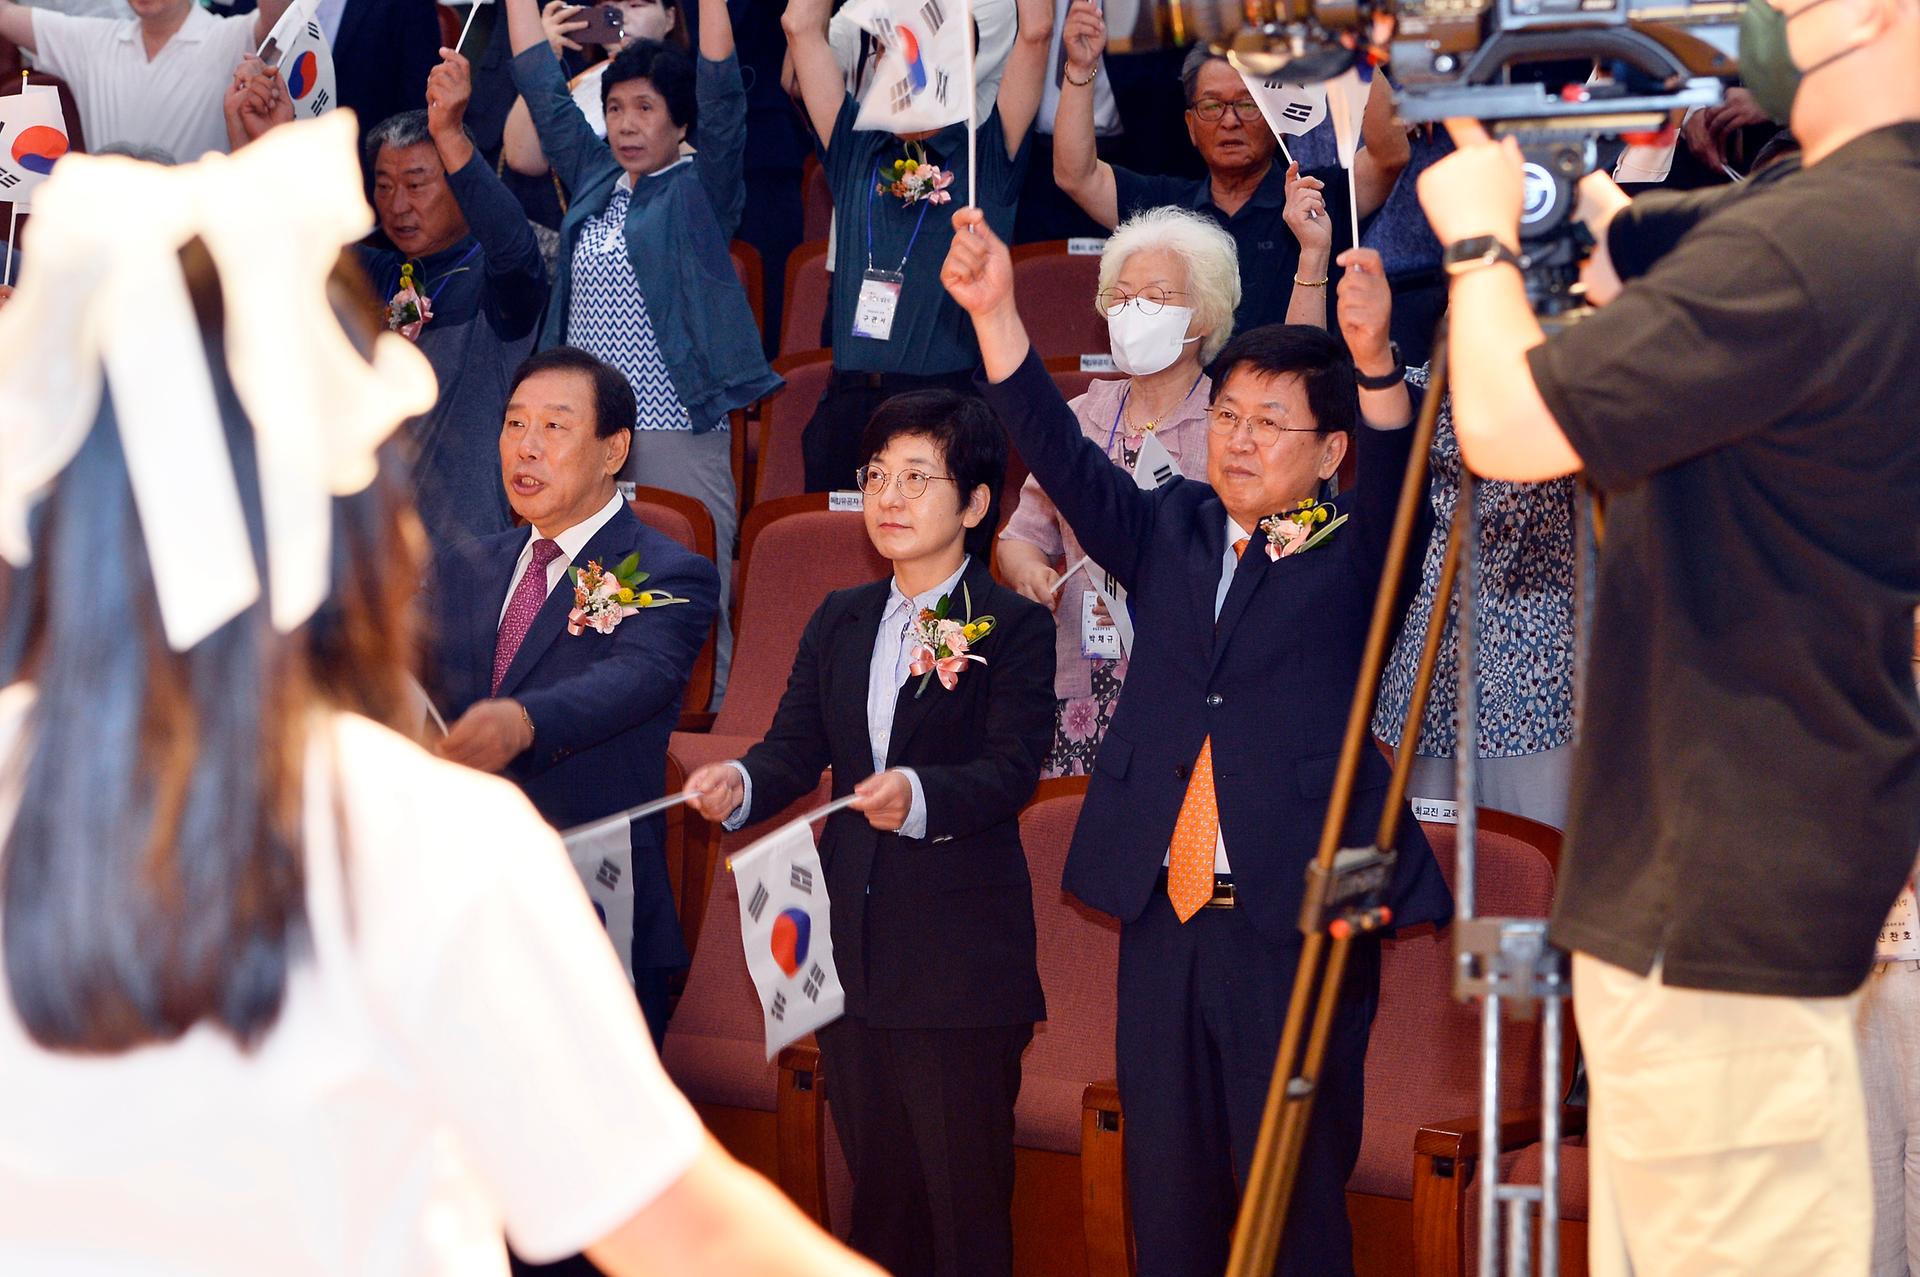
left=0, top=0, right=1918, bottom=1275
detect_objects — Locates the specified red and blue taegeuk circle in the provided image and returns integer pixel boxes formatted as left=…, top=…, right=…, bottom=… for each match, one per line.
left=287, top=50, right=320, bottom=100
left=769, top=908, right=812, bottom=978
left=897, top=26, right=927, bottom=94
left=10, top=125, right=67, bottom=176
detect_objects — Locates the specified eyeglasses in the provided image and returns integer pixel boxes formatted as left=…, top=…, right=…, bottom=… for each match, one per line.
left=855, top=466, right=959, bottom=500
left=1190, top=97, right=1263, bottom=123
left=1097, top=285, right=1190, bottom=317
left=1204, top=404, right=1320, bottom=447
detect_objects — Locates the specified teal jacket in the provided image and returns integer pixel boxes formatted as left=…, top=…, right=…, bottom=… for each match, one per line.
left=513, top=46, right=782, bottom=428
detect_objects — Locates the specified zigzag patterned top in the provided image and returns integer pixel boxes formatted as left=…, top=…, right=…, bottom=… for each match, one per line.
left=566, top=185, right=708, bottom=432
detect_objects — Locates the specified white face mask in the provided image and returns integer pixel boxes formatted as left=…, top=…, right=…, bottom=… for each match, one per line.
left=1106, top=301, right=1200, bottom=377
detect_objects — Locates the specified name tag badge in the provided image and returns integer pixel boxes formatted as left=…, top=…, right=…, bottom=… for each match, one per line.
left=852, top=269, right=904, bottom=341
left=1081, top=590, right=1122, bottom=660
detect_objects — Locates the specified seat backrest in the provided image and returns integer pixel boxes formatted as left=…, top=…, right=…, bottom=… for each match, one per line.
left=755, top=352, right=835, bottom=506
left=660, top=845, right=783, bottom=1111
left=1043, top=358, right=1114, bottom=410
left=716, top=494, right=889, bottom=739
left=780, top=239, right=833, bottom=358
left=729, top=239, right=766, bottom=343
left=802, top=156, right=833, bottom=243
left=1012, top=241, right=1109, bottom=363
left=629, top=488, right=719, bottom=713
left=1350, top=816, right=1560, bottom=1201
left=1013, top=780, right=1117, bottom=1155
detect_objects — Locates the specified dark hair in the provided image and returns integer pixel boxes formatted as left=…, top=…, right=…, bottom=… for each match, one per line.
left=508, top=346, right=637, bottom=439
left=1207, top=324, right=1357, bottom=435
left=0, top=247, right=421, bottom=1054
left=859, top=391, right=1007, bottom=561
left=602, top=37, right=696, bottom=134
left=1179, top=45, right=1228, bottom=106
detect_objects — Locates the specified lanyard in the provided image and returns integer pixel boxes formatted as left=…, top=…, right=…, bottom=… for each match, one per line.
left=866, top=160, right=933, bottom=275
left=1104, top=370, right=1206, bottom=459
left=388, top=241, right=482, bottom=306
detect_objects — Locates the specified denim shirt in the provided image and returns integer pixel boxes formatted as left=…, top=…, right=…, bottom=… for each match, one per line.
left=512, top=45, right=782, bottom=428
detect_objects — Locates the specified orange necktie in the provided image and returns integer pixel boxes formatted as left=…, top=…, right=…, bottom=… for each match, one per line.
left=1167, top=536, right=1249, bottom=921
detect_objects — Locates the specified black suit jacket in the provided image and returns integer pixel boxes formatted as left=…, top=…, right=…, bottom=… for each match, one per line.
left=737, top=558, right=1054, bottom=1029
left=980, top=351, right=1454, bottom=947
left=426, top=502, right=720, bottom=968
left=334, top=0, right=442, bottom=143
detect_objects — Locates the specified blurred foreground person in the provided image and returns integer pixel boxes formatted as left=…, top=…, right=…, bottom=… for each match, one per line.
left=0, top=116, right=880, bottom=1277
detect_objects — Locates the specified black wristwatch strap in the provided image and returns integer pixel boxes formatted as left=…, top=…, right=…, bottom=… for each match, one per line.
left=1354, top=342, right=1405, bottom=391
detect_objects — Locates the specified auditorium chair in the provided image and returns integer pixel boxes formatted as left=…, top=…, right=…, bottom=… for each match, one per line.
left=780, top=239, right=832, bottom=358
left=1045, top=356, right=1111, bottom=410
left=1011, top=241, right=1109, bottom=364
left=753, top=352, right=833, bottom=507
left=628, top=485, right=718, bottom=725
left=774, top=780, right=1129, bottom=1277
left=730, top=239, right=766, bottom=340
left=1077, top=810, right=1569, bottom=1277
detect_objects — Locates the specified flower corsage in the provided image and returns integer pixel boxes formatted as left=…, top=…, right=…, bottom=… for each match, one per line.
left=876, top=142, right=954, bottom=207
left=908, top=581, right=995, bottom=696
left=567, top=553, right=690, bottom=636
left=1260, top=498, right=1349, bottom=560
left=385, top=262, right=433, bottom=341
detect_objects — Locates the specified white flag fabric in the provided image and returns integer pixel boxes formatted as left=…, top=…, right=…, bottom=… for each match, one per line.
left=260, top=0, right=339, bottom=120
left=731, top=810, right=848, bottom=1059
left=563, top=816, right=638, bottom=986
left=842, top=0, right=971, bottom=134
left=1239, top=72, right=1327, bottom=141
left=1325, top=68, right=1369, bottom=169
left=0, top=86, right=72, bottom=209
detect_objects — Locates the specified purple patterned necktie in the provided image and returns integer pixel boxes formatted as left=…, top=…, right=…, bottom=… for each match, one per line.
left=493, top=538, right=565, bottom=694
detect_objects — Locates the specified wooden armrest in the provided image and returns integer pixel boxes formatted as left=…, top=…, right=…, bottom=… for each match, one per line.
left=775, top=1038, right=828, bottom=1227
left=676, top=710, right=718, bottom=733
left=1415, top=1105, right=1588, bottom=1164
left=777, top=1042, right=821, bottom=1076
left=1083, top=1078, right=1121, bottom=1117
left=1080, top=1080, right=1133, bottom=1276
left=1411, top=1106, right=1588, bottom=1277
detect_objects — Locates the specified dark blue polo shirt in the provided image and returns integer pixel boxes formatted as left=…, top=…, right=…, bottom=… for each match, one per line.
left=1113, top=160, right=1354, bottom=334
left=825, top=98, right=1030, bottom=375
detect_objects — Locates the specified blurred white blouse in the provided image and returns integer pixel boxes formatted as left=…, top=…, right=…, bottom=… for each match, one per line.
left=0, top=681, right=704, bottom=1275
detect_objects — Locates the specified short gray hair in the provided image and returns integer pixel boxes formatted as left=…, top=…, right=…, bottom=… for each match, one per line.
left=362, top=110, right=474, bottom=168
left=1096, top=205, right=1242, bottom=363
left=1179, top=44, right=1230, bottom=106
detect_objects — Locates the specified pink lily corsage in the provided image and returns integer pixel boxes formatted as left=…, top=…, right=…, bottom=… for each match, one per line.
left=567, top=553, right=689, bottom=636
left=877, top=142, right=954, bottom=207
left=908, top=582, right=995, bottom=696
left=1260, top=498, right=1349, bottom=560
left=384, top=262, right=433, bottom=341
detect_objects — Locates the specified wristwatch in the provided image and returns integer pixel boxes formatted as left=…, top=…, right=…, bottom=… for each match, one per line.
left=1443, top=235, right=1525, bottom=277
left=1354, top=342, right=1405, bottom=391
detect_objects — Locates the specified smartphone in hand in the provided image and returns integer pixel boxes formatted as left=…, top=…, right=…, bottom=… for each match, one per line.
left=576, top=4, right=626, bottom=45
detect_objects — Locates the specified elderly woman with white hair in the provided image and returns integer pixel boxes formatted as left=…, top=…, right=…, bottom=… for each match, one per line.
left=998, top=204, right=1240, bottom=777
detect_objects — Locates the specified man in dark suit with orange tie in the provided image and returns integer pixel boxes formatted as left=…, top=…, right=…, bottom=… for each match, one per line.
left=425, top=346, right=718, bottom=1046
left=941, top=211, right=1452, bottom=1276
left=685, top=392, right=1055, bottom=1277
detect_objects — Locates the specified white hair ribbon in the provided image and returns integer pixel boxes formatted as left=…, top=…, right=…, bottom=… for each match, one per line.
left=0, top=111, right=438, bottom=650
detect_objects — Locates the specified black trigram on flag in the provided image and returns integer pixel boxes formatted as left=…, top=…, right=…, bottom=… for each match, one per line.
left=595, top=858, right=621, bottom=891
left=310, top=88, right=331, bottom=112
left=747, top=881, right=770, bottom=923
left=770, top=991, right=788, bottom=1021
left=802, top=963, right=827, bottom=1001
left=0, top=169, right=17, bottom=190
left=1280, top=100, right=1314, bottom=123
left=305, top=20, right=321, bottom=38
left=890, top=75, right=914, bottom=114
left=934, top=68, right=950, bottom=107
left=873, top=14, right=895, bottom=41
left=919, top=0, right=946, bottom=29
left=789, top=864, right=813, bottom=894
left=1151, top=461, right=1174, bottom=486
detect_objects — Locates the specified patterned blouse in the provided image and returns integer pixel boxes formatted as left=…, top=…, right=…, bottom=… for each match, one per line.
left=1372, top=364, right=1578, bottom=758
left=565, top=176, right=717, bottom=432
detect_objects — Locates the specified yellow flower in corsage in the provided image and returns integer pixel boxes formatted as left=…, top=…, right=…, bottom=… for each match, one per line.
left=567, top=553, right=689, bottom=636
left=907, top=582, right=995, bottom=697
left=1259, top=498, right=1349, bottom=560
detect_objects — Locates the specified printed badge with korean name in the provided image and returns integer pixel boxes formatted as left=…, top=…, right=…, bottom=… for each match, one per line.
left=853, top=269, right=904, bottom=341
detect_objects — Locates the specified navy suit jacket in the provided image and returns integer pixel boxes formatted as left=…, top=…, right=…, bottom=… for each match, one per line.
left=981, top=351, right=1453, bottom=947
left=426, top=502, right=720, bottom=968
left=736, top=558, right=1054, bottom=1029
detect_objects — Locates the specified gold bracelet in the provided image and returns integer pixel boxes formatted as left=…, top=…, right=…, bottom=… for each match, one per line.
left=1064, top=65, right=1099, bottom=87
left=1293, top=275, right=1329, bottom=287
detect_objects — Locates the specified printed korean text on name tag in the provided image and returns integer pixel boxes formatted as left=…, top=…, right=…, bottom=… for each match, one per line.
left=852, top=269, right=904, bottom=341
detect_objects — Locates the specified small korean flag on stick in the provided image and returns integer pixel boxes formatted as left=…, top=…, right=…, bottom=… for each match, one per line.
left=842, top=0, right=971, bottom=136
left=1324, top=66, right=1371, bottom=253
left=1238, top=72, right=1326, bottom=168
left=258, top=0, right=338, bottom=119
left=730, top=796, right=854, bottom=1058
left=0, top=81, right=68, bottom=287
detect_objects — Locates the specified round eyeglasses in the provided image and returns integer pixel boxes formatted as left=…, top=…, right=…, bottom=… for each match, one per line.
left=1097, top=285, right=1190, bottom=317
left=855, top=466, right=959, bottom=500
left=1203, top=404, right=1321, bottom=447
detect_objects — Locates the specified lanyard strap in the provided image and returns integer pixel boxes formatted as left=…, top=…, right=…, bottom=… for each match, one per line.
left=867, top=160, right=933, bottom=276
left=388, top=241, right=483, bottom=306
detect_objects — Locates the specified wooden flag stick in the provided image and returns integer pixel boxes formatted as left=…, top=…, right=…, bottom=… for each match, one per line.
left=455, top=1, right=485, bottom=55
left=964, top=0, right=977, bottom=209
left=1347, top=169, right=1360, bottom=256
left=3, top=204, right=17, bottom=288
left=1277, top=135, right=1294, bottom=167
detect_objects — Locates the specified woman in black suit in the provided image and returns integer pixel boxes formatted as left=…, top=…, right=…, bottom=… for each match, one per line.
left=688, top=392, right=1056, bottom=1277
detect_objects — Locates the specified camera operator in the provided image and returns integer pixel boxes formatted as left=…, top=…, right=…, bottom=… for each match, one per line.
left=1416, top=0, right=1920, bottom=1270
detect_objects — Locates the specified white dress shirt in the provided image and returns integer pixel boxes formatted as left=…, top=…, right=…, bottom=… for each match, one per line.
left=498, top=491, right=625, bottom=628
left=723, top=560, right=972, bottom=840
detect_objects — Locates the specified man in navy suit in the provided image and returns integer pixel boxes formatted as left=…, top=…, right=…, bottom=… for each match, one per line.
left=684, top=392, right=1055, bottom=1277
left=942, top=211, right=1452, bottom=1275
left=426, top=346, right=719, bottom=1044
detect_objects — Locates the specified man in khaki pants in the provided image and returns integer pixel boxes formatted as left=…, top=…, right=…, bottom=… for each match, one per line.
left=1412, top=0, right=1920, bottom=1269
